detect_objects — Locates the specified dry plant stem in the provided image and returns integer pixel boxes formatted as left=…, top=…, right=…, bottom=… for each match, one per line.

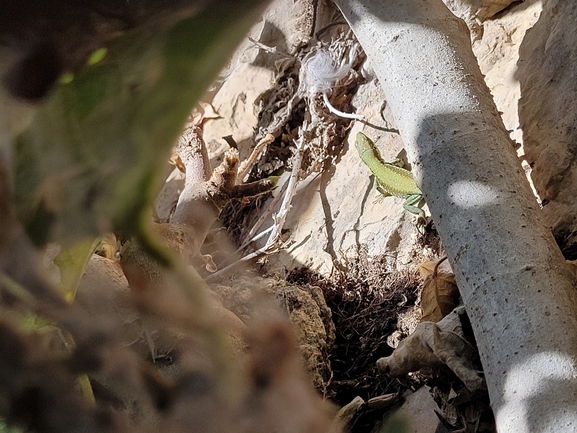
left=262, top=93, right=302, bottom=139
left=269, top=133, right=305, bottom=245
left=215, top=180, right=288, bottom=272
left=237, top=133, right=275, bottom=182
left=248, top=37, right=294, bottom=58
left=171, top=127, right=274, bottom=256
left=242, top=225, right=273, bottom=247
left=171, top=127, right=222, bottom=258
left=335, top=0, right=577, bottom=431
left=206, top=129, right=306, bottom=281
left=205, top=243, right=263, bottom=282
left=434, top=255, right=448, bottom=274
left=321, top=91, right=364, bottom=120
left=179, top=125, right=212, bottom=182
left=240, top=180, right=289, bottom=248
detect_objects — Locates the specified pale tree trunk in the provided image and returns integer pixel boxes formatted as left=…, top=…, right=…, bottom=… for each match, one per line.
left=334, top=0, right=577, bottom=431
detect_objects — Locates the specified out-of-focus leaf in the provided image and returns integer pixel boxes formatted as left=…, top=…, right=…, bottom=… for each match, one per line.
left=13, top=0, right=270, bottom=245
left=53, top=237, right=101, bottom=303
left=419, top=257, right=460, bottom=322
left=0, top=418, right=24, bottom=433
left=86, top=48, right=108, bottom=66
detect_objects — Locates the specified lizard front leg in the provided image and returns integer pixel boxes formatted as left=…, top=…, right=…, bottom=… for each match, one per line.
left=403, top=194, right=426, bottom=223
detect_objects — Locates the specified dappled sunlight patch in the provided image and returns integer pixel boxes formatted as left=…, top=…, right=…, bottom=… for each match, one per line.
left=447, top=180, right=499, bottom=209
left=497, top=351, right=577, bottom=431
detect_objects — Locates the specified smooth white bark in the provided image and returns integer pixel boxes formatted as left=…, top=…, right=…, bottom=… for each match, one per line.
left=334, top=0, right=577, bottom=431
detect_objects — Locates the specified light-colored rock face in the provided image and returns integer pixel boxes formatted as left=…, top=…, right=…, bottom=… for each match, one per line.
left=465, top=0, right=577, bottom=258
left=471, top=1, right=542, bottom=146
left=516, top=1, right=577, bottom=258
left=211, top=277, right=336, bottom=390
left=198, top=0, right=430, bottom=276
left=197, top=0, right=577, bottom=275
left=459, top=0, right=577, bottom=259
left=443, top=0, right=517, bottom=37
left=257, top=117, right=423, bottom=276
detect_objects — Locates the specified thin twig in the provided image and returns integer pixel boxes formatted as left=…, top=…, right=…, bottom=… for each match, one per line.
left=267, top=132, right=305, bottom=242
left=240, top=178, right=288, bottom=248
left=322, top=91, right=364, bottom=120
left=248, top=37, right=294, bottom=58
left=242, top=225, right=274, bottom=247
left=237, top=133, right=275, bottom=183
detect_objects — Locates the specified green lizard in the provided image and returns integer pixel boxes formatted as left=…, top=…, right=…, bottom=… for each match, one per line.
left=355, top=132, right=426, bottom=222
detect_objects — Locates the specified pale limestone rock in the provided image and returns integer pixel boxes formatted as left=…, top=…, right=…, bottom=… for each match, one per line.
left=516, top=0, right=577, bottom=257
left=392, top=388, right=449, bottom=433
left=443, top=0, right=517, bottom=38
left=202, top=0, right=315, bottom=162
left=471, top=1, right=542, bottom=146
left=444, top=0, right=516, bottom=22
left=199, top=0, right=560, bottom=280
left=260, top=79, right=424, bottom=276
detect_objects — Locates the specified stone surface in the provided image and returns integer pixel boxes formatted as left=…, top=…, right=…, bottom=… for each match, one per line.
left=471, top=0, right=542, bottom=146
left=201, top=0, right=315, bottom=163
left=516, top=0, right=577, bottom=258
left=466, top=0, right=577, bottom=259
left=212, top=277, right=336, bottom=390
left=276, top=284, right=335, bottom=389
left=196, top=0, right=427, bottom=277
left=257, top=82, right=426, bottom=275
left=443, top=0, right=517, bottom=37
left=391, top=388, right=449, bottom=433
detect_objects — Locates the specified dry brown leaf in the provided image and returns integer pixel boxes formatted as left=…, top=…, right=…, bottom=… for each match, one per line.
left=367, top=393, right=400, bottom=410
left=169, top=151, right=186, bottom=172
left=419, top=256, right=460, bottom=322
left=376, top=307, right=485, bottom=392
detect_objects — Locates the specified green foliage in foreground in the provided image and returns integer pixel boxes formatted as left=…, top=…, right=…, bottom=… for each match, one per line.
left=0, top=2, right=270, bottom=431
left=12, top=0, right=269, bottom=247
left=0, top=420, right=23, bottom=433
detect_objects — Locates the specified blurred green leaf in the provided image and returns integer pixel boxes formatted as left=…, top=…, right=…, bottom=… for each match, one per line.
left=53, top=238, right=101, bottom=303
left=13, top=0, right=270, bottom=245
left=0, top=419, right=24, bottom=433
left=86, top=48, right=108, bottom=66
